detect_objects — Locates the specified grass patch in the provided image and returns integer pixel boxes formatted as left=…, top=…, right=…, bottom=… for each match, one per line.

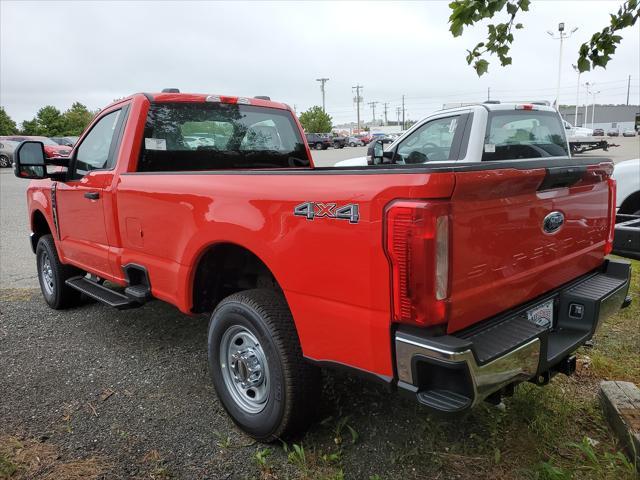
left=0, top=435, right=108, bottom=480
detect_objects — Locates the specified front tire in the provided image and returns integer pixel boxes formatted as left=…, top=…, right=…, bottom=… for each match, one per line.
left=36, top=234, right=83, bottom=309
left=315, top=142, right=323, bottom=150
left=208, top=289, right=321, bottom=441
left=0, top=155, right=10, bottom=168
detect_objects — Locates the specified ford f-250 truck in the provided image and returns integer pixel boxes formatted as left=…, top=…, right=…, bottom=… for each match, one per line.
left=13, top=92, right=632, bottom=442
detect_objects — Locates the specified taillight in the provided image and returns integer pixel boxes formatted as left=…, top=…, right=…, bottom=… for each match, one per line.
left=205, top=95, right=250, bottom=104
left=385, top=201, right=450, bottom=327
left=605, top=178, right=616, bottom=255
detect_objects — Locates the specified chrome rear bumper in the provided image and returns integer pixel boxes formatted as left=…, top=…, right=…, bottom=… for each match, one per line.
left=395, top=259, right=631, bottom=412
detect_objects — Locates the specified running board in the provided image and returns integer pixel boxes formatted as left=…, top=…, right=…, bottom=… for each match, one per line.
left=65, top=276, right=147, bottom=310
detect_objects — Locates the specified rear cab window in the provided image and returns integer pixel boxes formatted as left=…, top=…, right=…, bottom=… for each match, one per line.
left=137, top=102, right=310, bottom=172
left=482, top=109, right=569, bottom=160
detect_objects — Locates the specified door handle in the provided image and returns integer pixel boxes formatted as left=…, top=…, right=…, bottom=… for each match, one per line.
left=84, top=192, right=100, bottom=200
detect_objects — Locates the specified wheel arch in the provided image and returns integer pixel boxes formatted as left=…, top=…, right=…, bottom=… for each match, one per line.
left=619, top=190, right=640, bottom=215
left=190, top=241, right=284, bottom=314
left=30, top=209, right=54, bottom=252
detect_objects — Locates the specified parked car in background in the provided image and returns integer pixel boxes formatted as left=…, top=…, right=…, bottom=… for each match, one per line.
left=612, top=158, right=640, bottom=260
left=4, top=135, right=72, bottom=158
left=562, top=119, right=593, bottom=137
left=347, top=136, right=364, bottom=147
left=0, top=139, right=19, bottom=168
left=357, top=134, right=373, bottom=145
left=593, top=128, right=605, bottom=136
left=330, top=135, right=347, bottom=149
left=51, top=136, right=79, bottom=147
left=614, top=158, right=640, bottom=215
left=607, top=129, right=620, bottom=137
left=622, top=129, right=637, bottom=137
left=305, top=133, right=332, bottom=150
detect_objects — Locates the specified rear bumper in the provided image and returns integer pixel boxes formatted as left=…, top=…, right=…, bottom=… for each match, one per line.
left=395, top=259, right=632, bottom=412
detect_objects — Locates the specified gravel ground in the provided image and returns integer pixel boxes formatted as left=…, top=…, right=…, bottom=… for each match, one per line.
left=0, top=289, right=434, bottom=479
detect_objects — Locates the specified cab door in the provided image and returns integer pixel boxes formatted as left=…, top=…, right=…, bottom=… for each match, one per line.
left=55, top=107, right=128, bottom=277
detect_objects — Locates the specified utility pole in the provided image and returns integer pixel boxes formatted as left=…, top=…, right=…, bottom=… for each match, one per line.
left=352, top=85, right=363, bottom=133
left=396, top=107, right=401, bottom=129
left=293, top=104, right=297, bottom=115
left=401, top=95, right=406, bottom=130
left=316, top=78, right=329, bottom=112
left=367, top=101, right=379, bottom=123
left=383, top=102, right=389, bottom=125
left=487, top=87, right=491, bottom=101
left=626, top=74, right=631, bottom=105
left=547, top=23, right=578, bottom=111
left=572, top=64, right=580, bottom=126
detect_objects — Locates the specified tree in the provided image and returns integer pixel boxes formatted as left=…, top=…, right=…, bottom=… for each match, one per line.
left=62, top=102, right=94, bottom=135
left=20, top=119, right=39, bottom=135
left=449, top=0, right=639, bottom=76
left=0, top=107, right=18, bottom=135
left=298, top=106, right=332, bottom=133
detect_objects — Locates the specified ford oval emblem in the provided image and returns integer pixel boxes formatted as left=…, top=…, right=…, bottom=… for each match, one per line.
left=543, top=211, right=564, bottom=234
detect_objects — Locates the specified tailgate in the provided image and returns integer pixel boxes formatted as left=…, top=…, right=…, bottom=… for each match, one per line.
left=447, top=163, right=613, bottom=333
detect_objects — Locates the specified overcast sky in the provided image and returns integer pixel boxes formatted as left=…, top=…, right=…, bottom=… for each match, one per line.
left=1, top=1, right=638, bottom=126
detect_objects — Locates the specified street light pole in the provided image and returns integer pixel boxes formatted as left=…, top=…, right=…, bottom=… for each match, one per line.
left=572, top=64, right=580, bottom=126
left=584, top=82, right=591, bottom=127
left=547, top=23, right=578, bottom=111
left=591, top=90, right=600, bottom=129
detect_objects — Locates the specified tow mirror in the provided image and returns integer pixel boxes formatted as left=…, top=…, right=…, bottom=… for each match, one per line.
left=13, top=141, right=69, bottom=180
left=14, top=141, right=47, bottom=179
left=367, top=139, right=394, bottom=165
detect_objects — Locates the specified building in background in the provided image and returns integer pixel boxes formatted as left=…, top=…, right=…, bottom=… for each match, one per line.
left=558, top=104, right=639, bottom=131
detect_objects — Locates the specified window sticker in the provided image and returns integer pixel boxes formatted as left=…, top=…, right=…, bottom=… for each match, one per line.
left=145, top=138, right=166, bottom=151
left=484, top=143, right=496, bottom=153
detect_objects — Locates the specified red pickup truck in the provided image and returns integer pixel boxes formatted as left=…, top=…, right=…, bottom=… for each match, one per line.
left=13, top=92, right=631, bottom=442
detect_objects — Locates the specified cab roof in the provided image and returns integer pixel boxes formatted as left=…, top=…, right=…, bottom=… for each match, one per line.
left=101, top=91, right=292, bottom=112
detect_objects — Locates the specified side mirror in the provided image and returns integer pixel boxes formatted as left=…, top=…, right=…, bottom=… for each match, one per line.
left=367, top=139, right=395, bottom=165
left=14, top=141, right=47, bottom=179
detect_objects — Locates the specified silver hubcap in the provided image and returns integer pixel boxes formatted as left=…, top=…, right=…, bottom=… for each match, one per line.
left=220, top=325, right=269, bottom=413
left=41, top=252, right=54, bottom=295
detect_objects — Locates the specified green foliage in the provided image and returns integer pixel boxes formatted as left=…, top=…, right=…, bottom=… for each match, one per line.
left=19, top=102, right=96, bottom=137
left=298, top=106, right=332, bottom=133
left=254, top=447, right=272, bottom=470
left=578, top=0, right=639, bottom=72
left=449, top=0, right=639, bottom=75
left=63, top=102, right=94, bottom=136
left=0, top=107, right=18, bottom=135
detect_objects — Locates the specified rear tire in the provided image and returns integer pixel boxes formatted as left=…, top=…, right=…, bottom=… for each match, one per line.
left=208, top=289, right=321, bottom=442
left=0, top=155, right=10, bottom=168
left=36, top=234, right=83, bottom=309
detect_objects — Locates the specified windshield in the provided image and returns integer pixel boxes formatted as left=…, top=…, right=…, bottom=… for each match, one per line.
left=482, top=110, right=569, bottom=160
left=137, top=102, right=310, bottom=171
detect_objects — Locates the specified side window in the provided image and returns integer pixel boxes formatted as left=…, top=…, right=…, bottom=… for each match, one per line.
left=395, top=116, right=461, bottom=163
left=74, top=110, right=122, bottom=176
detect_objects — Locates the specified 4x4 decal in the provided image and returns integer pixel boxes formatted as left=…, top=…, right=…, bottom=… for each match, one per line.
left=294, top=202, right=359, bottom=224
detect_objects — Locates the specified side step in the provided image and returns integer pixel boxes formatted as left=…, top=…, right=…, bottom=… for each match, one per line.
left=417, top=389, right=472, bottom=412
left=65, top=276, right=147, bottom=310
